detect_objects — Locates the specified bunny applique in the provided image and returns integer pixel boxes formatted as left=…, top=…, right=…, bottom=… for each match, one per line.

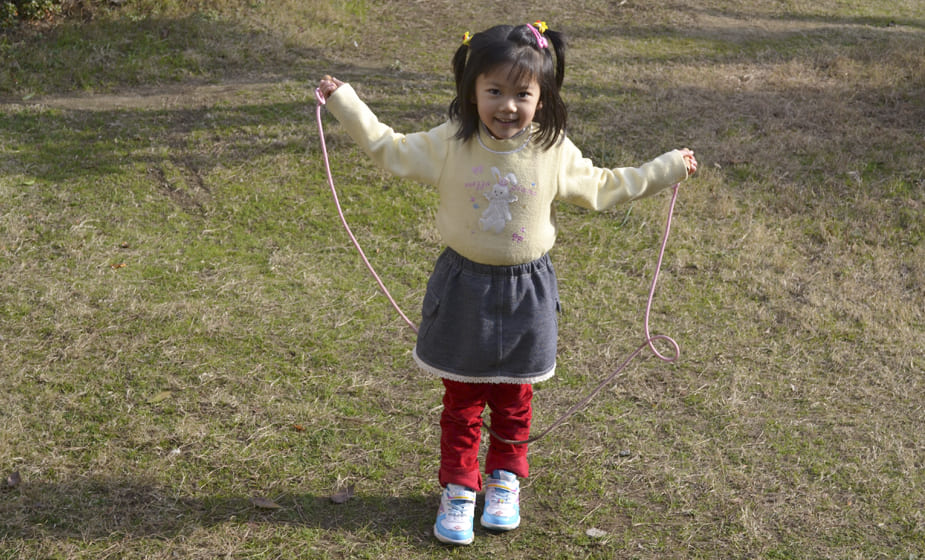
left=479, top=167, right=519, bottom=234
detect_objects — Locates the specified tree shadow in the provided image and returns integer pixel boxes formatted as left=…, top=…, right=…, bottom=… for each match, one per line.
left=3, top=6, right=920, bottom=214
left=0, top=69, right=449, bottom=186
left=0, top=477, right=436, bottom=545
left=1, top=13, right=334, bottom=96
left=562, top=14, right=924, bottom=199
left=0, top=10, right=452, bottom=189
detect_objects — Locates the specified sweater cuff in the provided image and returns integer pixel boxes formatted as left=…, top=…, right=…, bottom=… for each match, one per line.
left=664, top=149, right=690, bottom=183
left=323, top=83, right=357, bottom=118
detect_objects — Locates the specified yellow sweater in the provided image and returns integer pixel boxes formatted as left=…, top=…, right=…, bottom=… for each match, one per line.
left=325, top=84, right=689, bottom=266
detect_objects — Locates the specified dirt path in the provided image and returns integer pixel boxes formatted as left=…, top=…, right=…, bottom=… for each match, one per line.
left=4, top=79, right=293, bottom=111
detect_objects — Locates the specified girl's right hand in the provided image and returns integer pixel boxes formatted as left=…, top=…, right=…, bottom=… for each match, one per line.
left=318, top=75, right=344, bottom=99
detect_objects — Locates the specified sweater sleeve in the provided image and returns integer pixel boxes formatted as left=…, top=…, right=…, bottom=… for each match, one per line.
left=323, top=84, right=448, bottom=186
left=555, top=137, right=689, bottom=210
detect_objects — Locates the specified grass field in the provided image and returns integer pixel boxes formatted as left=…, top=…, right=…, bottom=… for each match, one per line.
left=1, top=1, right=923, bottom=558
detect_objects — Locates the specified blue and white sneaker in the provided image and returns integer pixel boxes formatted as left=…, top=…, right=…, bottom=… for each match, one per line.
left=480, top=470, right=520, bottom=531
left=434, top=483, right=476, bottom=545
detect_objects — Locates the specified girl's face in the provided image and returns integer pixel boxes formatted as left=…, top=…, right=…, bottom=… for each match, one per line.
left=473, top=63, right=543, bottom=140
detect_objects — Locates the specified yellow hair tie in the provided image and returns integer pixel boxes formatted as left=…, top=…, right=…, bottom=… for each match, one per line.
left=533, top=20, right=548, bottom=34
left=462, top=31, right=472, bottom=46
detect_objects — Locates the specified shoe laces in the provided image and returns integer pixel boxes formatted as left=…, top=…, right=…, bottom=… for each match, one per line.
left=485, top=479, right=518, bottom=506
left=486, top=486, right=514, bottom=504
left=444, top=486, right=475, bottom=519
left=446, top=499, right=474, bottom=519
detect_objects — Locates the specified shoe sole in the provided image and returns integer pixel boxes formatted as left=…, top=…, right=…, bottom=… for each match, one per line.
left=433, top=524, right=473, bottom=545
left=480, top=517, right=520, bottom=531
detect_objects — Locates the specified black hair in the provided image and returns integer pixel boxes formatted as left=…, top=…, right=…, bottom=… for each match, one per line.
left=448, top=23, right=567, bottom=150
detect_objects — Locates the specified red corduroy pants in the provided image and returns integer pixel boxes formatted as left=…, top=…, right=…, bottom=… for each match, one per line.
left=439, top=378, right=533, bottom=492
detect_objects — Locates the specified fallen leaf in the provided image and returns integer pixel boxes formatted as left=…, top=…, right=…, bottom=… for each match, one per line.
left=586, top=527, right=607, bottom=538
left=147, top=391, right=172, bottom=404
left=252, top=496, right=282, bottom=510
left=5, top=471, right=21, bottom=489
left=291, top=424, right=305, bottom=432
left=330, top=485, right=354, bottom=504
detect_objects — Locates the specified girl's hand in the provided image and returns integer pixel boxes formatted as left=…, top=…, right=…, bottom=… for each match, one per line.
left=680, top=148, right=698, bottom=176
left=318, top=75, right=344, bottom=99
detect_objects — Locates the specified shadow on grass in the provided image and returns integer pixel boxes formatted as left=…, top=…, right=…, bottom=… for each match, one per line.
left=0, top=72, right=450, bottom=184
left=0, top=13, right=324, bottom=97
left=1, top=6, right=922, bottom=268
left=0, top=477, right=436, bottom=544
left=2, top=7, right=920, bottom=209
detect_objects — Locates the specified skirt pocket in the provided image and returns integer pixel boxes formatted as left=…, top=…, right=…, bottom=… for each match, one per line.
left=418, top=289, right=441, bottom=339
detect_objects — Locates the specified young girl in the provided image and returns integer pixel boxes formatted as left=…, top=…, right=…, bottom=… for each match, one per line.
left=317, top=21, right=696, bottom=545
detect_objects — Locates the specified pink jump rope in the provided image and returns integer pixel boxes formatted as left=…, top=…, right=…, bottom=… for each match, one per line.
left=315, top=87, right=682, bottom=445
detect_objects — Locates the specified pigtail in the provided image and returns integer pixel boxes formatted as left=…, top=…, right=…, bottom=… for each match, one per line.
left=530, top=23, right=568, bottom=149
left=448, top=42, right=470, bottom=122
left=545, top=28, right=566, bottom=90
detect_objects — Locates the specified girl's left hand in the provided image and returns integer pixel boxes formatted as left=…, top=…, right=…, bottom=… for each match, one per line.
left=318, top=75, right=344, bottom=100
left=680, top=148, right=698, bottom=176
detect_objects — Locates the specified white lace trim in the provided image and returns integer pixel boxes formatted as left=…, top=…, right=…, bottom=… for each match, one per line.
left=413, top=346, right=555, bottom=384
left=476, top=125, right=533, bottom=155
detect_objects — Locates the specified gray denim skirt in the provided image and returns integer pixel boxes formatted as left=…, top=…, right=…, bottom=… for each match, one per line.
left=412, top=247, right=560, bottom=384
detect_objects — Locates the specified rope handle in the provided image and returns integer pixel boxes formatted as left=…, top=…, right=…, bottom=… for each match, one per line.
left=316, top=89, right=682, bottom=445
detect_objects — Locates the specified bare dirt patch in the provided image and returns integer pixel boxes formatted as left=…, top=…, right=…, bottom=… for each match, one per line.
left=8, top=79, right=289, bottom=111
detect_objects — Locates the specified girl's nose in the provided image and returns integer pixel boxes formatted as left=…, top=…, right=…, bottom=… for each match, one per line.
left=500, top=96, right=517, bottom=112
